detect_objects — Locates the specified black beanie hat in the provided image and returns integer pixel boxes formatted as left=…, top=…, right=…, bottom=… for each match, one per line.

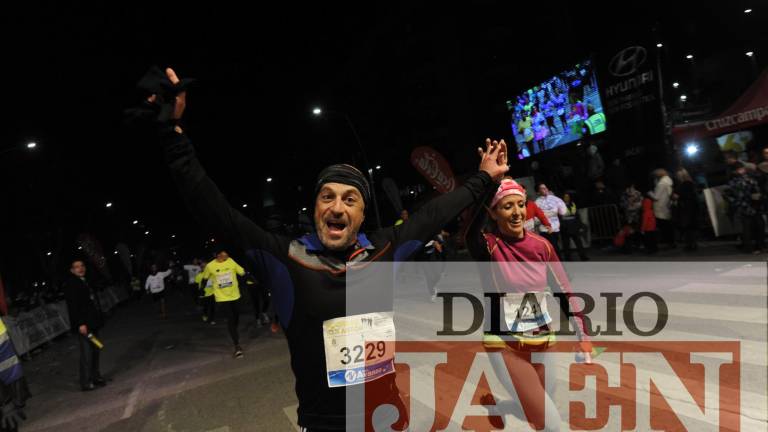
left=314, top=164, right=371, bottom=207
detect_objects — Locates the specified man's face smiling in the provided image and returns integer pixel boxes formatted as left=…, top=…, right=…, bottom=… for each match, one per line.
left=314, top=183, right=365, bottom=251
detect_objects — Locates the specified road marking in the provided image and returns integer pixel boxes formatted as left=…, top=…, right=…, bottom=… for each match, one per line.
left=122, top=338, right=160, bottom=419
left=283, top=403, right=300, bottom=431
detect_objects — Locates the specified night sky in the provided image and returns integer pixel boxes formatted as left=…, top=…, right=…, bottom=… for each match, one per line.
left=1, top=1, right=765, bottom=288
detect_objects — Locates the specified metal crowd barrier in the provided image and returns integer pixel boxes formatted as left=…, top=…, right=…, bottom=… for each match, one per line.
left=584, top=204, right=622, bottom=241
left=2, top=285, right=128, bottom=356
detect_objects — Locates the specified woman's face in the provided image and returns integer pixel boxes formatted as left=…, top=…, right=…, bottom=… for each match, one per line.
left=491, top=195, right=527, bottom=239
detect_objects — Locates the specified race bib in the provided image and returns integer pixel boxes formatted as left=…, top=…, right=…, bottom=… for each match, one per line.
left=503, top=292, right=552, bottom=333
left=323, top=312, right=396, bottom=388
left=215, top=273, right=234, bottom=288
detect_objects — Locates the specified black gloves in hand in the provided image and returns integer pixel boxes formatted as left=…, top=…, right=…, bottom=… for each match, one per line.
left=0, top=402, right=25, bottom=430
left=124, top=65, right=196, bottom=131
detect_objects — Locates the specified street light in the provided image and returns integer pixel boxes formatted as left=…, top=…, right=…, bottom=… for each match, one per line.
left=375, top=165, right=381, bottom=170
left=672, top=82, right=680, bottom=88
left=302, top=207, right=307, bottom=212
left=656, top=43, right=663, bottom=48
left=680, top=95, right=688, bottom=101
left=746, top=51, right=754, bottom=57
left=312, top=107, right=322, bottom=116
left=685, top=54, right=694, bottom=60
left=105, top=202, right=113, bottom=208
left=744, top=8, right=752, bottom=13
left=145, top=231, right=150, bottom=235
left=133, top=220, right=138, bottom=225
left=46, top=251, right=52, bottom=256
left=266, top=177, right=273, bottom=183
left=242, top=203, right=248, bottom=208
left=0, top=141, right=38, bottom=157
left=685, top=143, right=699, bottom=157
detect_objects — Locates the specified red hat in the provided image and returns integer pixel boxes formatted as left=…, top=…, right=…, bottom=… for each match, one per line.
left=491, top=179, right=526, bottom=208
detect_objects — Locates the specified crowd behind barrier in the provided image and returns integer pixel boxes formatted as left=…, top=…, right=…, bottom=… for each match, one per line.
left=3, top=284, right=128, bottom=356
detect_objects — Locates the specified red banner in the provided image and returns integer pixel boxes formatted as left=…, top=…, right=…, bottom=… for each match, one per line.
left=410, top=147, right=456, bottom=193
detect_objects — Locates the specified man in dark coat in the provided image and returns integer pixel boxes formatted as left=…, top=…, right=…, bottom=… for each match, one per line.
left=62, top=259, right=107, bottom=391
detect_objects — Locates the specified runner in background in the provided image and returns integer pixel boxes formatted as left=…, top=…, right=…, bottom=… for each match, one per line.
left=201, top=250, right=246, bottom=358
left=195, top=262, right=216, bottom=325
left=145, top=265, right=173, bottom=319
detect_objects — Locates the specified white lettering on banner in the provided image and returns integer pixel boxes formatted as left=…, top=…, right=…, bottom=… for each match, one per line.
left=606, top=94, right=656, bottom=115
left=605, top=70, right=655, bottom=98
left=445, top=352, right=530, bottom=432
left=390, top=349, right=735, bottom=430
left=626, top=352, right=732, bottom=432
left=415, top=153, right=455, bottom=192
left=705, top=105, right=768, bottom=131
left=377, top=352, right=447, bottom=430
left=537, top=352, right=624, bottom=432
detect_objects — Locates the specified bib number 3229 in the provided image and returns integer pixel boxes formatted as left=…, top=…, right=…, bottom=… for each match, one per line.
left=339, top=341, right=387, bottom=365
left=323, top=312, right=396, bottom=388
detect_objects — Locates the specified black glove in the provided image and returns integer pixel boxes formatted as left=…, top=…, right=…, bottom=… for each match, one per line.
left=124, top=65, right=196, bottom=131
left=0, top=403, right=25, bottom=430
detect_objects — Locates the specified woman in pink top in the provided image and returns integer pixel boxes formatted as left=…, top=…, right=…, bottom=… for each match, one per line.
left=465, top=177, right=592, bottom=431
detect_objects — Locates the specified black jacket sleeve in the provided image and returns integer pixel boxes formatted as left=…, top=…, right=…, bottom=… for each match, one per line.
left=161, top=131, right=289, bottom=257
left=385, top=171, right=495, bottom=247
left=463, top=182, right=495, bottom=261
left=62, top=280, right=86, bottom=329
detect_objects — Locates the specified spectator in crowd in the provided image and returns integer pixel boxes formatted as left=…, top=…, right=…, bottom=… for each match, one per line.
left=515, top=182, right=552, bottom=233
left=648, top=169, right=676, bottom=248
left=673, top=168, right=699, bottom=251
left=62, top=259, right=107, bottom=392
left=756, top=147, right=768, bottom=207
left=586, top=144, right=604, bottom=181
left=561, top=192, right=589, bottom=261
left=592, top=180, right=618, bottom=206
left=535, top=183, right=567, bottom=258
left=641, top=197, right=658, bottom=254
left=394, top=209, right=409, bottom=226
left=724, top=150, right=756, bottom=172
left=621, top=183, right=643, bottom=226
left=725, top=162, right=766, bottom=254
left=618, top=183, right=644, bottom=253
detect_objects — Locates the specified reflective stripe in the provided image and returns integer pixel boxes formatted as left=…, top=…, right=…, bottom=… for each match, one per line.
left=0, top=355, right=19, bottom=373
left=0, top=332, right=9, bottom=345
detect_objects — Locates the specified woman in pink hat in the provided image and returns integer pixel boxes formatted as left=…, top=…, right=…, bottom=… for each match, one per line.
left=465, top=171, right=593, bottom=431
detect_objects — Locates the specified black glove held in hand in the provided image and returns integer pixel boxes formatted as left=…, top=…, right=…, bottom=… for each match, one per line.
left=124, top=65, right=196, bottom=132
